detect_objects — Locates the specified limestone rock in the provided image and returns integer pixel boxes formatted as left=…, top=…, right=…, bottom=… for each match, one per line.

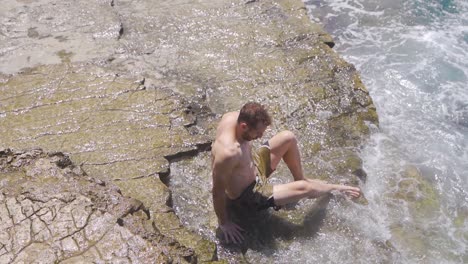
left=0, top=148, right=199, bottom=263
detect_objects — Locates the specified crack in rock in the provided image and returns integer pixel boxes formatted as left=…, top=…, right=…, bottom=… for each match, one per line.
left=0, top=149, right=200, bottom=263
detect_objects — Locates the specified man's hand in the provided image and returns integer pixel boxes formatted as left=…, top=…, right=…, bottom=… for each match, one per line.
left=219, top=221, right=244, bottom=244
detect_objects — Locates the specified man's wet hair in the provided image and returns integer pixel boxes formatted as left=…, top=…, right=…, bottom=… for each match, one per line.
left=237, top=102, right=272, bottom=128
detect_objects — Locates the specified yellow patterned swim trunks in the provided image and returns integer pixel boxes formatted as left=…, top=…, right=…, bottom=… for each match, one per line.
left=229, top=141, right=280, bottom=211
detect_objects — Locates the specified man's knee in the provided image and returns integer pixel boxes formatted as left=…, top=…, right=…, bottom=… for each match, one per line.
left=295, top=180, right=311, bottom=194
left=278, top=130, right=297, bottom=145
left=296, top=180, right=322, bottom=198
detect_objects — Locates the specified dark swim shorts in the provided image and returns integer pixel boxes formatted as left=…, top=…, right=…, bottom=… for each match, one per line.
left=229, top=141, right=281, bottom=211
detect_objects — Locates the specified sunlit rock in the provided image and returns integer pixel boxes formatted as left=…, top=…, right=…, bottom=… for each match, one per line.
left=0, top=149, right=196, bottom=263
left=0, top=63, right=217, bottom=261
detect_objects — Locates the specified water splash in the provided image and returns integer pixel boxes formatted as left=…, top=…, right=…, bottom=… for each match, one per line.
left=305, top=0, right=468, bottom=262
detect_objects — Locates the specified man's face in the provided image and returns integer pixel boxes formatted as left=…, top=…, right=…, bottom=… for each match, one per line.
left=241, top=123, right=267, bottom=141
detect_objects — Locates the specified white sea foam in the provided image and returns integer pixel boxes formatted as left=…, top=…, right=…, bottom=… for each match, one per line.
left=304, top=0, right=468, bottom=262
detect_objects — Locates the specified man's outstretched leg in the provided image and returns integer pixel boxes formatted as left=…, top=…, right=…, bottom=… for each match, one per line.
left=267, top=130, right=361, bottom=205
left=273, top=180, right=361, bottom=206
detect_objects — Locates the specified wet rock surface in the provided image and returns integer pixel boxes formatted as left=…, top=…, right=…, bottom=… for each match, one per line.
left=0, top=63, right=217, bottom=262
left=0, top=0, right=378, bottom=262
left=386, top=165, right=442, bottom=257
left=0, top=0, right=121, bottom=74
left=0, top=149, right=195, bottom=263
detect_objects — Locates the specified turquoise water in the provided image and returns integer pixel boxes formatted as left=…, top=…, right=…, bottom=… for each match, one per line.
left=305, top=0, right=468, bottom=262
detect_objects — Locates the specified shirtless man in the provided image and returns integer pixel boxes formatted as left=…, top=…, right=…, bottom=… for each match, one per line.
left=211, top=102, right=361, bottom=244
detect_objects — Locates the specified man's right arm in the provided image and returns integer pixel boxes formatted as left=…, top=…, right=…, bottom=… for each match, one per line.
left=212, top=157, right=229, bottom=225
left=212, top=151, right=244, bottom=243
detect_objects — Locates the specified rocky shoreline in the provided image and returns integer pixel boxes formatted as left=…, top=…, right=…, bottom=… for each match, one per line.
left=1, top=0, right=377, bottom=262
left=0, top=148, right=198, bottom=263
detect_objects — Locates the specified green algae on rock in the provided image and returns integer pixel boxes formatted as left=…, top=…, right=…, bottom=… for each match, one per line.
left=394, top=165, right=441, bottom=218
left=385, top=165, right=444, bottom=259
left=0, top=62, right=218, bottom=261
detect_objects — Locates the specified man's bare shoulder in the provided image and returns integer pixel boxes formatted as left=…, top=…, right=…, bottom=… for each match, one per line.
left=216, top=112, right=238, bottom=132
left=213, top=111, right=240, bottom=154
left=222, top=111, right=239, bottom=119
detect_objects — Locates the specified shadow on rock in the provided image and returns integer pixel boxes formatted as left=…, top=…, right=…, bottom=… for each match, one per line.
left=218, top=194, right=331, bottom=258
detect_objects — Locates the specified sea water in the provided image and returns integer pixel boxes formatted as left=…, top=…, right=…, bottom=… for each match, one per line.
left=303, top=0, right=468, bottom=263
